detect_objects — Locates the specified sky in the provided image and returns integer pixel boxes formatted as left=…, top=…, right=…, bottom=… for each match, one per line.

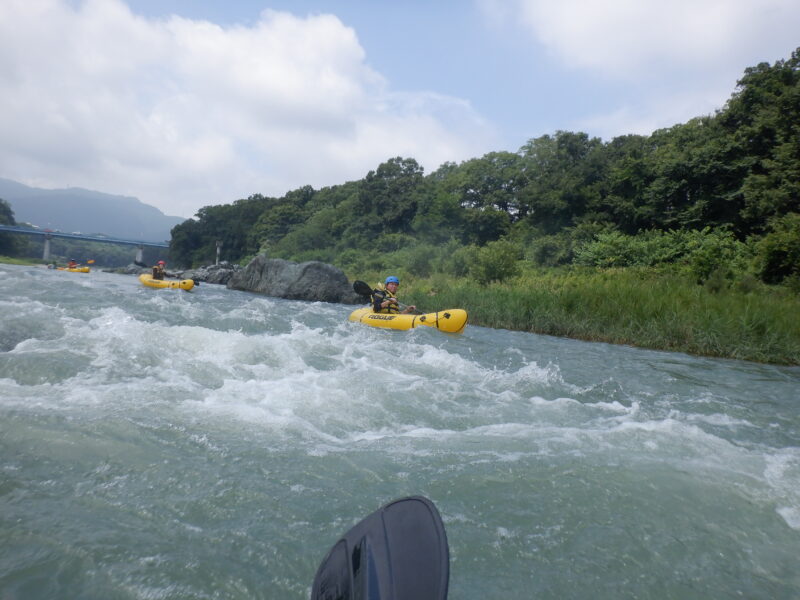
left=1, top=0, right=798, bottom=218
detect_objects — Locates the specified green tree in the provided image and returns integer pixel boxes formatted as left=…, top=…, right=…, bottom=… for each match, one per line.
left=721, top=48, right=800, bottom=230
left=424, top=160, right=512, bottom=245
left=170, top=194, right=272, bottom=267
left=169, top=218, right=202, bottom=267
left=643, top=117, right=746, bottom=233
left=445, top=152, right=528, bottom=216
left=0, top=198, right=19, bottom=255
left=597, top=134, right=656, bottom=233
left=411, top=190, right=468, bottom=244
left=518, top=131, right=606, bottom=234
left=248, top=186, right=315, bottom=250
left=339, top=157, right=425, bottom=248
left=271, top=206, right=339, bottom=260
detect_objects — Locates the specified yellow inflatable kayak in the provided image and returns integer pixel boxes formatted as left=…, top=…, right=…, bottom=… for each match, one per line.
left=56, top=266, right=90, bottom=272
left=138, top=273, right=195, bottom=291
left=348, top=307, right=467, bottom=333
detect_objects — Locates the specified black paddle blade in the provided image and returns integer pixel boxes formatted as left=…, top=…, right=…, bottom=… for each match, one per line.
left=311, top=496, right=449, bottom=600
left=353, top=280, right=373, bottom=297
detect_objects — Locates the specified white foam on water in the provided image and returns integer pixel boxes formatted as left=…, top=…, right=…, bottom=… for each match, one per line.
left=764, top=449, right=800, bottom=530
left=777, top=506, right=800, bottom=529
left=683, top=412, right=755, bottom=428
left=3, top=264, right=800, bottom=597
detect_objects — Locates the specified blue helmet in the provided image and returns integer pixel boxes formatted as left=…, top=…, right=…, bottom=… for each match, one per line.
left=385, top=276, right=400, bottom=285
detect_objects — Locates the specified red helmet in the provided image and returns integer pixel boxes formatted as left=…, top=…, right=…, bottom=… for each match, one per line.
left=157, top=260, right=165, bottom=265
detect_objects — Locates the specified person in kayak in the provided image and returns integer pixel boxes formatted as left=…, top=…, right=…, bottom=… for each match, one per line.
left=67, top=259, right=79, bottom=269
left=152, top=260, right=166, bottom=280
left=372, top=276, right=416, bottom=314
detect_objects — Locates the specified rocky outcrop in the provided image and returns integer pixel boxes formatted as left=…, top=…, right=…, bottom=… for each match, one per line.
left=227, top=255, right=362, bottom=304
left=105, top=263, right=147, bottom=275
left=176, top=262, right=240, bottom=285
left=104, top=262, right=240, bottom=284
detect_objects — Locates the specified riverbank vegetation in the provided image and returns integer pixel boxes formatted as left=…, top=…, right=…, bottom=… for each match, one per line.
left=0, top=255, right=43, bottom=266
left=397, top=269, right=800, bottom=365
left=2, top=50, right=799, bottom=364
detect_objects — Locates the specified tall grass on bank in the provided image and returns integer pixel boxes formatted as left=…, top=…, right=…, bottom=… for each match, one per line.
left=402, top=268, right=800, bottom=365
left=0, top=256, right=44, bottom=266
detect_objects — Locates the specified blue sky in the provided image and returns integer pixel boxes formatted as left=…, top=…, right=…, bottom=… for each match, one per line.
left=1, top=0, right=798, bottom=217
left=122, top=0, right=570, bottom=145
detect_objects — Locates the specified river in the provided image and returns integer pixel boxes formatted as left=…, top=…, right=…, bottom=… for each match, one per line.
left=1, top=263, right=799, bottom=599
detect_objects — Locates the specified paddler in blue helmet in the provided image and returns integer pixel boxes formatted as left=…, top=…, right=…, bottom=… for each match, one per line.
left=372, top=276, right=416, bottom=314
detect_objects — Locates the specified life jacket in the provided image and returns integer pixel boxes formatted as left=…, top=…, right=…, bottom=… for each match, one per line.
left=152, top=265, right=165, bottom=280
left=372, top=283, right=400, bottom=314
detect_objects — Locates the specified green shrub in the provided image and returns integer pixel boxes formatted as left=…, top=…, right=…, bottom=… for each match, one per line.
left=784, top=275, right=800, bottom=294
left=755, top=213, right=800, bottom=284
left=528, top=233, right=574, bottom=266
left=734, top=273, right=761, bottom=294
left=238, top=254, right=256, bottom=267
left=429, top=239, right=467, bottom=275
left=335, top=248, right=386, bottom=274
left=684, top=228, right=753, bottom=284
left=441, top=244, right=477, bottom=278
left=374, top=233, right=417, bottom=252
left=574, top=228, right=752, bottom=284
left=574, top=231, right=639, bottom=267
left=703, top=267, right=728, bottom=293
left=470, top=239, right=522, bottom=285
left=380, top=243, right=438, bottom=278
left=403, top=245, right=433, bottom=278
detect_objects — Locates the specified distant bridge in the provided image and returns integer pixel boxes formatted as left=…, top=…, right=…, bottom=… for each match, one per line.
left=0, top=224, right=169, bottom=262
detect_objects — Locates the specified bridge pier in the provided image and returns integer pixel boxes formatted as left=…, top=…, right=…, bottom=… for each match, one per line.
left=43, top=234, right=52, bottom=261
left=135, top=245, right=144, bottom=264
left=216, top=240, right=222, bottom=265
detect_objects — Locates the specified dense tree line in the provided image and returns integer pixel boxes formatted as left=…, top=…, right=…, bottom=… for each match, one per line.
left=169, top=49, right=800, bottom=285
left=0, top=198, right=21, bottom=255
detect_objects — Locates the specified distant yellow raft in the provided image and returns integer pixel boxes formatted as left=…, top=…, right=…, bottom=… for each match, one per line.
left=138, top=273, right=195, bottom=291
left=348, top=307, right=467, bottom=333
left=56, top=266, right=90, bottom=272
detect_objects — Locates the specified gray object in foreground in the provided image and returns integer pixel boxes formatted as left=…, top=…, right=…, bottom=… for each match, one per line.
left=311, top=496, right=449, bottom=600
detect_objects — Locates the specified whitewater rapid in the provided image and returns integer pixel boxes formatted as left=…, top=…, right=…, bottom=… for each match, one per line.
left=1, top=264, right=799, bottom=599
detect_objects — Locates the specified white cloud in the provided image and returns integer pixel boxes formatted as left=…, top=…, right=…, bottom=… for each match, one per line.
left=0, top=0, right=495, bottom=217
left=480, top=0, right=800, bottom=139
left=488, top=0, right=800, bottom=78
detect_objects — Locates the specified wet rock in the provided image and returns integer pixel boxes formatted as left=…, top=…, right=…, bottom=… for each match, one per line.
left=227, top=255, right=362, bottom=304
left=104, top=263, right=149, bottom=275
left=176, top=261, right=240, bottom=285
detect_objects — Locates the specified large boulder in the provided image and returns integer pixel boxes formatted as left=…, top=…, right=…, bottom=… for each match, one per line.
left=227, top=255, right=362, bottom=304
left=104, top=263, right=148, bottom=275
left=176, top=261, right=240, bottom=285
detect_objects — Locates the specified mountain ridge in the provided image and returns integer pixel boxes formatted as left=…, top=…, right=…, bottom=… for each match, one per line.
left=0, top=177, right=186, bottom=243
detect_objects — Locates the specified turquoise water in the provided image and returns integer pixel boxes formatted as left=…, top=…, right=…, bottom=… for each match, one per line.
left=1, top=263, right=799, bottom=599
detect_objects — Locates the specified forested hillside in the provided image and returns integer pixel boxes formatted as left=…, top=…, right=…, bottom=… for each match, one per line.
left=170, top=49, right=800, bottom=288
